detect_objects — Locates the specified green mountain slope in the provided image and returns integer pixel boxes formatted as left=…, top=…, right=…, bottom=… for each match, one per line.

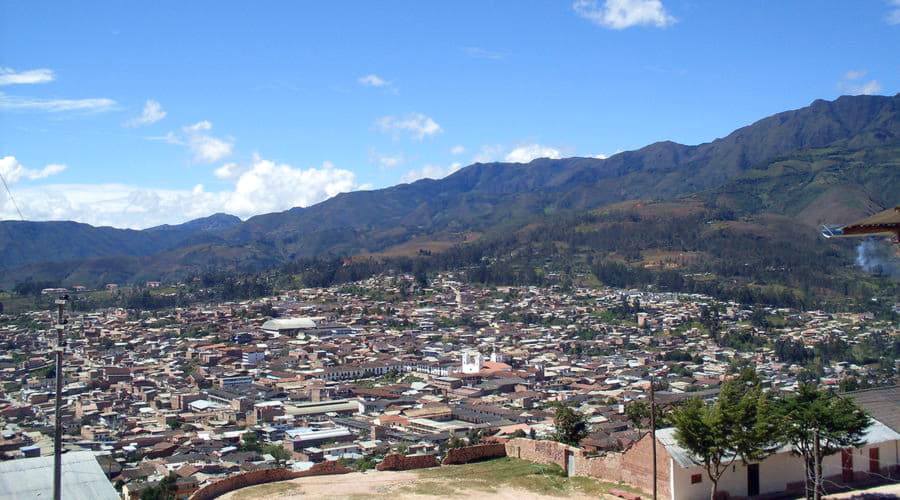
left=1, top=94, right=898, bottom=294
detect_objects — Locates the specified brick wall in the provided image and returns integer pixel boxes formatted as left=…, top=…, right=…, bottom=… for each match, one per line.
left=376, top=453, right=439, bottom=471
left=505, top=438, right=572, bottom=469
left=188, top=461, right=352, bottom=500
left=506, top=437, right=661, bottom=498
left=620, top=432, right=670, bottom=499
left=574, top=451, right=624, bottom=483
left=442, top=443, right=507, bottom=465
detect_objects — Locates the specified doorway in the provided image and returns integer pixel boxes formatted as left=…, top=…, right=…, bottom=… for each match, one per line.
left=747, top=463, right=760, bottom=497
left=841, top=449, right=854, bottom=482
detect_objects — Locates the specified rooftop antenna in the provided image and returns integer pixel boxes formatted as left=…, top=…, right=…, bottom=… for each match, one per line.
left=53, top=295, right=68, bottom=500
left=0, top=169, right=25, bottom=221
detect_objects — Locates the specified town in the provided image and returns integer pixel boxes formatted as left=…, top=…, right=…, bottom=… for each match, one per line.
left=0, top=272, right=897, bottom=499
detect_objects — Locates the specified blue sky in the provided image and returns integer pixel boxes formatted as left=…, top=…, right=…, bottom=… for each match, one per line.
left=1, top=0, right=898, bottom=228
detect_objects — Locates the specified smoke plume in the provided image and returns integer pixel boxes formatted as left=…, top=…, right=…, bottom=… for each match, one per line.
left=855, top=238, right=900, bottom=277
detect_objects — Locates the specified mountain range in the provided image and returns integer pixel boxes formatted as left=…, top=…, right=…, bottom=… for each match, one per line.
left=2, top=94, right=899, bottom=293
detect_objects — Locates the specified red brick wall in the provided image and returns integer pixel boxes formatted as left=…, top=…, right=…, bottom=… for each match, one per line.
left=620, top=433, right=670, bottom=499
left=188, top=461, right=352, bottom=500
left=442, top=443, right=507, bottom=465
left=376, top=453, right=439, bottom=471
left=505, top=436, right=662, bottom=498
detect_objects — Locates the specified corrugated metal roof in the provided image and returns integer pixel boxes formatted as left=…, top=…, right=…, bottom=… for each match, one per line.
left=848, top=386, right=900, bottom=433
left=0, top=450, right=119, bottom=499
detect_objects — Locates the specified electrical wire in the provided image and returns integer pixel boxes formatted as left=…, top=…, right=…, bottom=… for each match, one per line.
left=0, top=169, right=25, bottom=221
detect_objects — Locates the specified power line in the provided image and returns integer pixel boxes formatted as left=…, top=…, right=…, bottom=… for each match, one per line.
left=0, top=169, right=25, bottom=221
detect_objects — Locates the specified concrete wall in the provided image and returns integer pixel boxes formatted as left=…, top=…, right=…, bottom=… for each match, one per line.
left=187, top=461, right=352, bottom=500
left=442, top=443, right=507, bottom=465
left=376, top=453, right=439, bottom=471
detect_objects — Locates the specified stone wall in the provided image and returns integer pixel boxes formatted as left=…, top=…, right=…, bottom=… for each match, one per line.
left=188, top=461, right=352, bottom=500
left=442, top=443, right=507, bottom=465
left=376, top=453, right=439, bottom=471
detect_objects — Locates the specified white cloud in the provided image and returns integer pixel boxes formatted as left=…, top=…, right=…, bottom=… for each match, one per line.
left=375, top=112, right=442, bottom=140
left=590, top=149, right=623, bottom=159
left=886, top=0, right=900, bottom=25
left=369, top=151, right=404, bottom=169
left=462, top=46, right=507, bottom=60
left=573, top=0, right=675, bottom=29
left=213, top=163, right=240, bottom=179
left=0, top=155, right=360, bottom=228
left=450, top=145, right=467, bottom=155
left=504, top=144, right=562, bottom=163
left=400, top=163, right=462, bottom=184
left=358, top=74, right=388, bottom=87
left=470, top=143, right=568, bottom=163
left=0, top=156, right=66, bottom=184
left=358, top=74, right=398, bottom=94
left=838, top=70, right=882, bottom=96
left=0, top=92, right=116, bottom=112
left=160, top=121, right=234, bottom=163
left=0, top=68, right=55, bottom=85
left=845, top=81, right=882, bottom=95
left=185, top=120, right=212, bottom=132
left=224, top=157, right=357, bottom=216
left=472, top=144, right=505, bottom=163
left=124, top=99, right=166, bottom=127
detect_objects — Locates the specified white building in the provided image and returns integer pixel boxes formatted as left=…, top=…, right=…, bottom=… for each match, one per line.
left=461, top=349, right=483, bottom=374
left=657, top=419, right=900, bottom=500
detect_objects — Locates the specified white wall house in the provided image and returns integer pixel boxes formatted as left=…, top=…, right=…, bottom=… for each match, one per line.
left=657, top=419, right=900, bottom=500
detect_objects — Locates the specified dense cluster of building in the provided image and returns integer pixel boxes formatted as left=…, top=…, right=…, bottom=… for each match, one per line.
left=0, top=272, right=897, bottom=498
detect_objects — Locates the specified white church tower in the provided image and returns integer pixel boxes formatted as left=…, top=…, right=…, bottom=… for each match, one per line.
left=461, top=349, right=483, bottom=374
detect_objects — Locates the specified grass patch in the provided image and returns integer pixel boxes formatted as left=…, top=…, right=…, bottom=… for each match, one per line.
left=410, top=457, right=632, bottom=497
left=395, top=480, right=460, bottom=496
left=230, top=481, right=302, bottom=500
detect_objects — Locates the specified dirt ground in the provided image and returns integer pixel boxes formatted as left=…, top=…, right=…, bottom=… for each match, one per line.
left=826, top=482, right=900, bottom=498
left=220, top=470, right=615, bottom=500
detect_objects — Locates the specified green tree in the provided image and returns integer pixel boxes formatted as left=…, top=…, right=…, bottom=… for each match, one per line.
left=140, top=473, right=177, bottom=500
left=671, top=372, right=780, bottom=500
left=264, top=444, right=291, bottom=467
left=446, top=434, right=466, bottom=449
left=466, top=428, right=482, bottom=445
left=778, top=384, right=871, bottom=500
left=239, top=432, right=263, bottom=453
left=552, top=403, right=588, bottom=446
left=625, top=400, right=651, bottom=429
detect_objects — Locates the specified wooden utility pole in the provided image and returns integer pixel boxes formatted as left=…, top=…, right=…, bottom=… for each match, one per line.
left=650, top=374, right=657, bottom=500
left=53, top=296, right=67, bottom=500
left=813, top=428, right=821, bottom=500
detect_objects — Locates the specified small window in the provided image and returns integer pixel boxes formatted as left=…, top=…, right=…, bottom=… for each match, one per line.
left=691, top=474, right=702, bottom=484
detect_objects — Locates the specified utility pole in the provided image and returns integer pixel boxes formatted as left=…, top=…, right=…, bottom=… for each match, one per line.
left=53, top=296, right=67, bottom=500
left=813, top=428, right=821, bottom=500
left=650, top=373, right=657, bottom=500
